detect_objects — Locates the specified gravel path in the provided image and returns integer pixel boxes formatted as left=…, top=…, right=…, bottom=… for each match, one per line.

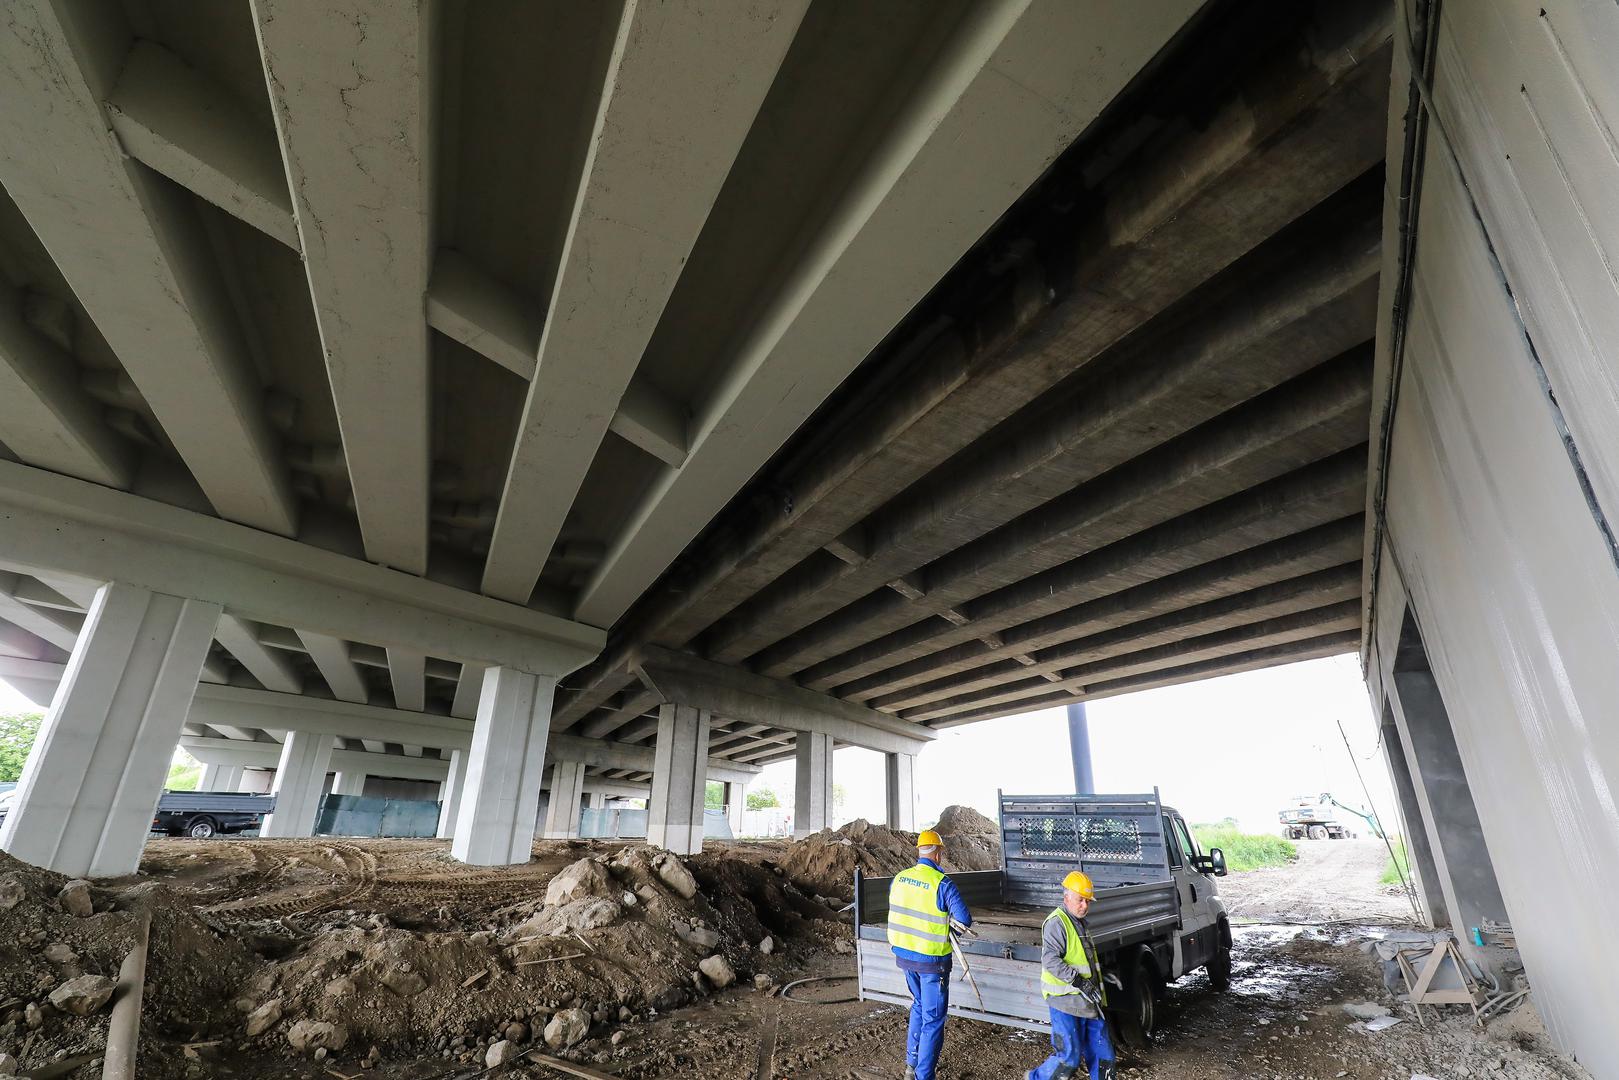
left=1216, top=838, right=1421, bottom=924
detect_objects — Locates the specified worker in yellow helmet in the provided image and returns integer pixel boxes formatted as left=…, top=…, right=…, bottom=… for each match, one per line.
left=887, top=828, right=972, bottom=1080
left=1027, top=870, right=1115, bottom=1080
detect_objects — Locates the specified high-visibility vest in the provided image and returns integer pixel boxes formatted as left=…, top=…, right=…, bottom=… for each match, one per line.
left=1041, top=907, right=1098, bottom=999
left=887, top=863, right=953, bottom=956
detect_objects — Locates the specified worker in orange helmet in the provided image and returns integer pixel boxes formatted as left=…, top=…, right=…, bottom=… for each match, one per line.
left=1027, top=870, right=1115, bottom=1080
left=887, top=828, right=972, bottom=1080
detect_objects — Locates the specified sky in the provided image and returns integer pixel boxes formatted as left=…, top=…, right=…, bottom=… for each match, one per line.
left=752, top=652, right=1396, bottom=837
left=2, top=652, right=1396, bottom=838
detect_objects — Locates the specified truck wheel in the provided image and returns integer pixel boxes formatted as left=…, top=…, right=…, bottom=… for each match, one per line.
left=187, top=817, right=218, bottom=839
left=1307, top=825, right=1328, bottom=840
left=1206, top=943, right=1232, bottom=991
left=1115, top=953, right=1159, bottom=1048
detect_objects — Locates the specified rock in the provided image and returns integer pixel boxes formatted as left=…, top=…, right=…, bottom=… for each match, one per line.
left=0, top=877, right=24, bottom=911
left=325, top=977, right=356, bottom=998
left=48, top=974, right=116, bottom=1016
left=621, top=891, right=637, bottom=907
left=651, top=851, right=698, bottom=899
left=754, top=973, right=774, bottom=990
left=699, top=954, right=736, bottom=989
left=42, top=943, right=77, bottom=965
left=611, top=1031, right=626, bottom=1047
left=287, top=1020, right=349, bottom=1053
left=561, top=897, right=620, bottom=931
left=504, top=1022, right=528, bottom=1043
left=617, top=1006, right=632, bottom=1022
left=678, top=924, right=721, bottom=950
left=24, top=1003, right=43, bottom=1030
left=380, top=966, right=429, bottom=997
left=1341, top=1001, right=1391, bottom=1020
left=57, top=881, right=93, bottom=918
left=546, top=858, right=614, bottom=907
left=759, top=935, right=774, bottom=955
left=485, top=1040, right=520, bottom=1068
left=544, top=1008, right=591, bottom=1049
left=245, top=999, right=283, bottom=1037
left=832, top=937, right=854, bottom=955
left=0, top=1052, right=16, bottom=1075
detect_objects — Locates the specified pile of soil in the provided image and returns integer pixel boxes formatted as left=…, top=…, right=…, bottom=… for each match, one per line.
left=774, top=804, right=1002, bottom=900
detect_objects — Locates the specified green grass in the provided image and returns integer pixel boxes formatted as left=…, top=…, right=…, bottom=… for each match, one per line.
left=1380, top=836, right=1410, bottom=885
left=1192, top=823, right=1299, bottom=872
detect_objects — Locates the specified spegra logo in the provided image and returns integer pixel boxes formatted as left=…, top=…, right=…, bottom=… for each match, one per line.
left=898, top=875, right=933, bottom=890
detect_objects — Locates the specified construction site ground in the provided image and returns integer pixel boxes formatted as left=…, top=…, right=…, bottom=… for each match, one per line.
left=0, top=824, right=1590, bottom=1079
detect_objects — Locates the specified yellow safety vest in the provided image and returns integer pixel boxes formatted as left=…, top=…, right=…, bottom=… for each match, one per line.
left=887, top=863, right=952, bottom=956
left=1041, top=908, right=1099, bottom=999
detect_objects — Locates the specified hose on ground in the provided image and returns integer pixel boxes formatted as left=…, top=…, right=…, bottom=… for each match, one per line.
left=779, top=975, right=860, bottom=1004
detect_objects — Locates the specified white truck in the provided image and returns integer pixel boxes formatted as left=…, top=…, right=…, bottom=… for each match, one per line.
left=854, top=792, right=1232, bottom=1045
left=1277, top=792, right=1380, bottom=840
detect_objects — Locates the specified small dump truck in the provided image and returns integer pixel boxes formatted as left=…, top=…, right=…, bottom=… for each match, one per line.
left=854, top=792, right=1231, bottom=1044
left=151, top=790, right=276, bottom=838
left=1277, top=792, right=1380, bottom=840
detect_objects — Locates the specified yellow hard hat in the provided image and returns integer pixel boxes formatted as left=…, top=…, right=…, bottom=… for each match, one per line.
left=1062, top=870, right=1095, bottom=900
left=917, top=829, right=943, bottom=848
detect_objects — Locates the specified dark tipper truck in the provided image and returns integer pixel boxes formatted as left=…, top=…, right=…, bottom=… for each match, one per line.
left=150, top=790, right=276, bottom=837
left=855, top=792, right=1232, bottom=1044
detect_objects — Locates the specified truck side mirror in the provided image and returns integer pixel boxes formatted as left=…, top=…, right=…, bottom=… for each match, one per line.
left=1209, top=848, right=1228, bottom=877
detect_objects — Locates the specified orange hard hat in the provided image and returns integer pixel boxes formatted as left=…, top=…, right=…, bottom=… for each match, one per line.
left=917, top=829, right=943, bottom=848
left=1062, top=870, right=1096, bottom=900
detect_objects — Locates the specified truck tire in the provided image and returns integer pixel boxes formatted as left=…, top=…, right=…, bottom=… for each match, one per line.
left=187, top=817, right=218, bottom=839
left=1115, top=952, right=1159, bottom=1049
left=1307, top=825, right=1328, bottom=840
left=1206, top=919, right=1233, bottom=991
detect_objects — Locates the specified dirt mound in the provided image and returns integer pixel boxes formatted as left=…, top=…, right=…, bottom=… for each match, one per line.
left=775, top=805, right=1002, bottom=900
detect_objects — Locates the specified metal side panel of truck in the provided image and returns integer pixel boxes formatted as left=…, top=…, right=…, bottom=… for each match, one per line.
left=854, top=792, right=1230, bottom=1037
left=152, top=791, right=277, bottom=837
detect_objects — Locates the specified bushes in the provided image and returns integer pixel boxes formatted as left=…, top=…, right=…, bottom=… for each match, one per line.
left=1191, top=823, right=1299, bottom=872
left=1380, top=836, right=1410, bottom=885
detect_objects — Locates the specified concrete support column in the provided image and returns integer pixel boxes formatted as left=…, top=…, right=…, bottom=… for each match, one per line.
left=0, top=582, right=220, bottom=877
left=1380, top=701, right=1448, bottom=928
left=435, top=749, right=465, bottom=840
left=588, top=791, right=608, bottom=810
left=647, top=702, right=710, bottom=854
left=262, top=730, right=334, bottom=838
left=724, top=780, right=746, bottom=838
left=216, top=764, right=245, bottom=792
left=451, top=668, right=556, bottom=866
left=331, top=771, right=368, bottom=797
left=199, top=763, right=222, bottom=791
left=1066, top=702, right=1095, bottom=795
left=794, top=731, right=834, bottom=839
left=885, top=752, right=917, bottom=832
left=541, top=761, right=587, bottom=839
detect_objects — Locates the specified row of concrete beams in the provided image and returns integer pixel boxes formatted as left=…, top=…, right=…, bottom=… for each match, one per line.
left=551, top=3, right=1395, bottom=729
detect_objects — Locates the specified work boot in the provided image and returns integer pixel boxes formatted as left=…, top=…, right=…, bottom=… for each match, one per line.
left=1096, top=1060, right=1117, bottom=1080
left=903, top=1067, right=915, bottom=1080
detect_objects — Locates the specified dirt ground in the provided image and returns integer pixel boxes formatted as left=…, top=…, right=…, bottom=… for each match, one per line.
left=0, top=825, right=1590, bottom=1080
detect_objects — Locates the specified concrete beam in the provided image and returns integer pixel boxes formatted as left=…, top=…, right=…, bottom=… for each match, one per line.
left=608, top=4, right=1390, bottom=652
left=188, top=683, right=473, bottom=751
left=706, top=211, right=1380, bottom=667
left=0, top=284, right=133, bottom=488
left=759, top=348, right=1373, bottom=679
left=254, top=0, right=434, bottom=573
left=846, top=515, right=1364, bottom=705
left=451, top=663, right=486, bottom=720
left=214, top=615, right=302, bottom=694
left=181, top=736, right=451, bottom=783
left=387, top=648, right=427, bottom=711
left=480, top=0, right=807, bottom=605
left=572, top=0, right=1205, bottom=628
left=0, top=461, right=603, bottom=675
left=631, top=645, right=931, bottom=755
left=0, top=575, right=82, bottom=653
left=105, top=40, right=299, bottom=250
left=547, top=731, right=759, bottom=786
left=0, top=1, right=297, bottom=534
left=297, top=631, right=369, bottom=704
left=573, top=689, right=659, bottom=740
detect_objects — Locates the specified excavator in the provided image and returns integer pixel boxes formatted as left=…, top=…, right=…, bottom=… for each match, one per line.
left=1277, top=792, right=1383, bottom=840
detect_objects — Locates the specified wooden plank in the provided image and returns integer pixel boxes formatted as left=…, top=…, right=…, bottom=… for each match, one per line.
left=532, top=1055, right=622, bottom=1080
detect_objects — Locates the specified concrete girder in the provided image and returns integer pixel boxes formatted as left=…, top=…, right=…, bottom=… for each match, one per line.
left=0, top=0, right=298, bottom=535
left=180, top=736, right=451, bottom=783
left=929, top=628, right=1362, bottom=728
left=799, top=447, right=1368, bottom=692
left=758, top=347, right=1373, bottom=679
left=479, top=0, right=807, bottom=606
left=704, top=200, right=1382, bottom=666
left=0, top=576, right=82, bottom=653
left=214, top=614, right=302, bottom=694
left=104, top=40, right=299, bottom=251
left=571, top=0, right=1205, bottom=628
left=8, top=577, right=83, bottom=613
left=0, top=461, right=603, bottom=675
left=425, top=250, right=689, bottom=468
left=188, top=683, right=472, bottom=752
left=545, top=732, right=757, bottom=787
left=0, top=283, right=134, bottom=488
left=880, top=559, right=1364, bottom=714
left=631, top=645, right=931, bottom=755
left=386, top=648, right=428, bottom=711
left=607, top=6, right=1392, bottom=655
left=253, top=0, right=434, bottom=573
left=297, top=631, right=369, bottom=704
left=907, top=599, right=1363, bottom=722
left=574, top=689, right=660, bottom=740
left=451, top=663, right=486, bottom=720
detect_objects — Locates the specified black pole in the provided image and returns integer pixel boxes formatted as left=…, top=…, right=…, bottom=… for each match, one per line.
left=1067, top=702, right=1095, bottom=794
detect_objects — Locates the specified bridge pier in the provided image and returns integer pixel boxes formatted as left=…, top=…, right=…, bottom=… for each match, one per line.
left=646, top=703, right=710, bottom=854
left=794, top=731, right=834, bottom=839
left=451, top=669, right=556, bottom=867
left=541, top=760, right=588, bottom=839
left=262, top=730, right=334, bottom=839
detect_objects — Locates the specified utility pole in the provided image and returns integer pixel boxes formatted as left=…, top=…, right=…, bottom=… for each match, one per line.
left=1067, top=702, right=1094, bottom=795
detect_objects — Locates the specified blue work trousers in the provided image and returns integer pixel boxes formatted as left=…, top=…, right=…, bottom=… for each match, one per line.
left=903, top=969, right=950, bottom=1080
left=1030, top=1007, right=1114, bottom=1080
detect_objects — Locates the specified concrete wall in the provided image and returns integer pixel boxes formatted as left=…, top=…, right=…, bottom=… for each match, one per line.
left=1366, top=2, right=1619, bottom=1069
